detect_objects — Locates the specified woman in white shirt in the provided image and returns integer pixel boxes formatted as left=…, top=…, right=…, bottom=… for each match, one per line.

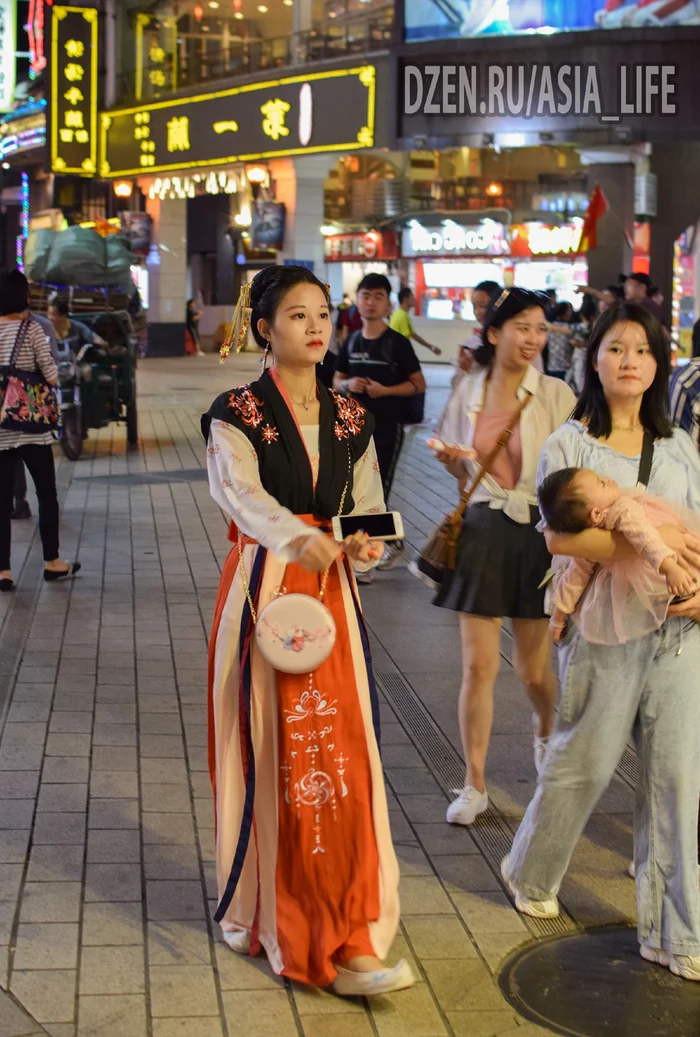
left=432, top=288, right=576, bottom=826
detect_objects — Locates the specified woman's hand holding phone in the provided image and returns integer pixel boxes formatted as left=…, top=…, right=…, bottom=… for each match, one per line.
left=342, top=531, right=383, bottom=565
left=427, top=438, right=478, bottom=465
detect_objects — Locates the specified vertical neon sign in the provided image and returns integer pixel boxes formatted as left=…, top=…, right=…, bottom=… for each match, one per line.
left=27, top=0, right=54, bottom=77
left=16, top=172, right=30, bottom=271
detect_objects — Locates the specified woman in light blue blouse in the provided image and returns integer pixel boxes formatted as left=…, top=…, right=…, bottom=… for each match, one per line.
left=502, top=303, right=700, bottom=982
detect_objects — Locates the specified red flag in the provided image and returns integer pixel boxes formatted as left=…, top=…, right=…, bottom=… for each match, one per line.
left=574, top=185, right=608, bottom=254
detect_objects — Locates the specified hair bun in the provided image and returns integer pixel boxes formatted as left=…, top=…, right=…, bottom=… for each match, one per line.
left=249, top=267, right=280, bottom=310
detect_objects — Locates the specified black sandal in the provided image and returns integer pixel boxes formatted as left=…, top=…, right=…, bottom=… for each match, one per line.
left=0, top=578, right=15, bottom=593
left=43, top=562, right=81, bottom=582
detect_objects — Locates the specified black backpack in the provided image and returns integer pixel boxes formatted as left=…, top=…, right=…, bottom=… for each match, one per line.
left=347, top=330, right=425, bottom=425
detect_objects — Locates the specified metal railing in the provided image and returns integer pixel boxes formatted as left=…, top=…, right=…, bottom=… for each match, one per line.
left=115, top=7, right=393, bottom=105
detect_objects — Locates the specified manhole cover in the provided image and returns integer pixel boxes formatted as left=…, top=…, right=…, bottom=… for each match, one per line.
left=499, top=926, right=700, bottom=1037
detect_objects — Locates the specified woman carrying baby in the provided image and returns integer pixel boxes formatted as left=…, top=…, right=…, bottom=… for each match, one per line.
left=538, top=466, right=699, bottom=645
left=502, top=302, right=700, bottom=981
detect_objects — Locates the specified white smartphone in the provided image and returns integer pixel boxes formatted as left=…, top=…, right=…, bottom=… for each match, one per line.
left=331, top=511, right=404, bottom=543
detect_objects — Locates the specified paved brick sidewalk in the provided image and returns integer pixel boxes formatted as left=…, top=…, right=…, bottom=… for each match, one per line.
left=0, top=357, right=637, bottom=1037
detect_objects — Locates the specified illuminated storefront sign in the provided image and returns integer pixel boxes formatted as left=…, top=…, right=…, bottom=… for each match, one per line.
left=100, top=66, right=377, bottom=177
left=510, top=220, right=584, bottom=257
left=148, top=169, right=242, bottom=200
left=50, top=5, right=99, bottom=175
left=402, top=219, right=508, bottom=257
left=0, top=0, right=16, bottom=112
left=0, top=108, right=47, bottom=159
left=324, top=231, right=398, bottom=262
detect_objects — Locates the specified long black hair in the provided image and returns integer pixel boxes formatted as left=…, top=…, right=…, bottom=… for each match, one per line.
left=249, top=265, right=330, bottom=348
left=472, top=286, right=550, bottom=367
left=572, top=302, right=673, bottom=439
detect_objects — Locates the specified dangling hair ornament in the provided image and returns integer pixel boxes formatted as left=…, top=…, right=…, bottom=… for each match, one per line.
left=220, top=280, right=253, bottom=364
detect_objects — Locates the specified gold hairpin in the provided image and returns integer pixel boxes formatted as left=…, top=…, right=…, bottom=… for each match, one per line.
left=220, top=281, right=253, bottom=363
left=493, top=289, right=510, bottom=310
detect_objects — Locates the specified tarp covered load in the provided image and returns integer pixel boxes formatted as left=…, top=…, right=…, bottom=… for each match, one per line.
left=24, top=228, right=134, bottom=291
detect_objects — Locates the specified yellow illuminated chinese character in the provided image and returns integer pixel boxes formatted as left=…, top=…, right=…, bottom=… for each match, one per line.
left=150, top=46, right=166, bottom=64
left=64, top=87, right=84, bottom=106
left=75, top=130, right=89, bottom=144
left=59, top=128, right=74, bottom=143
left=167, top=116, right=190, bottom=152
left=261, top=99, right=290, bottom=141
left=64, top=64, right=85, bottom=83
left=65, top=39, right=85, bottom=59
left=149, top=70, right=166, bottom=87
left=65, top=111, right=84, bottom=129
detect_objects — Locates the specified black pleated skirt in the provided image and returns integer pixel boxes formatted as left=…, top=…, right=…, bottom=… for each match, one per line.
left=433, top=503, right=551, bottom=619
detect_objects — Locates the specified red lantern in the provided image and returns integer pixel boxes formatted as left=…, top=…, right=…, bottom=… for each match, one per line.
left=194, top=4, right=204, bottom=20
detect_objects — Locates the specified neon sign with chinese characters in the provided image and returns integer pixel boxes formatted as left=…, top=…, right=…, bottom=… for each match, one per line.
left=100, top=66, right=377, bottom=178
left=50, top=5, right=98, bottom=175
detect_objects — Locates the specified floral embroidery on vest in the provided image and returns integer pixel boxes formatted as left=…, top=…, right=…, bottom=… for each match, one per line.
left=330, top=390, right=366, bottom=440
left=227, top=386, right=264, bottom=428
left=261, top=423, right=279, bottom=444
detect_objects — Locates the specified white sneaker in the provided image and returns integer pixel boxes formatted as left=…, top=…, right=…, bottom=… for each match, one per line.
left=377, top=542, right=406, bottom=571
left=640, top=943, right=700, bottom=981
left=223, top=929, right=251, bottom=954
left=332, top=959, right=416, bottom=997
left=355, top=569, right=375, bottom=585
left=501, top=855, right=560, bottom=919
left=446, top=786, right=488, bottom=826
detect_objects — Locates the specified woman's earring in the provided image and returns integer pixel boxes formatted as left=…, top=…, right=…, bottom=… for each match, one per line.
left=262, top=342, right=270, bottom=369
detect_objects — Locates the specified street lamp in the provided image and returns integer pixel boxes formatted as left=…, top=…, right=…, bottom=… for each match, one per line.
left=246, top=165, right=268, bottom=202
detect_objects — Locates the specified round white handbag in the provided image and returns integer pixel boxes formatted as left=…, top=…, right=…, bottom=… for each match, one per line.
left=254, top=592, right=336, bottom=674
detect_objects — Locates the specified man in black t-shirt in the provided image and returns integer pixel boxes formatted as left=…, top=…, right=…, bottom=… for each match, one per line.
left=334, top=273, right=425, bottom=577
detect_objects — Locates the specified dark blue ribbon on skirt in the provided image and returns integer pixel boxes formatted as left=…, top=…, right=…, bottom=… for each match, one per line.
left=214, top=545, right=267, bottom=924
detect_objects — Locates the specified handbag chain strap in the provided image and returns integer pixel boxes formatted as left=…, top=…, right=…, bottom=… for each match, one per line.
left=237, top=448, right=351, bottom=625
left=455, top=389, right=533, bottom=517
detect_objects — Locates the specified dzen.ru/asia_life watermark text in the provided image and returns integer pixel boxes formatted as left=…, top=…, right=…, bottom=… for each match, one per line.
left=404, top=64, right=677, bottom=123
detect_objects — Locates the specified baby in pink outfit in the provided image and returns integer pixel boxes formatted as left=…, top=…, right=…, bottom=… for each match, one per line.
left=538, top=467, right=700, bottom=645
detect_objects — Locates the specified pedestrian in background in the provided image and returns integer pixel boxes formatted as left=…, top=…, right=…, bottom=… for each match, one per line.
left=389, top=287, right=442, bottom=357
left=185, top=298, right=204, bottom=355
left=334, top=273, right=426, bottom=579
left=0, top=270, right=80, bottom=592
left=431, top=288, right=576, bottom=826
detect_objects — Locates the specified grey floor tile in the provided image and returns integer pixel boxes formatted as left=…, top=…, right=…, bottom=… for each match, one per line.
left=26, top=845, right=84, bottom=884
left=10, top=970, right=77, bottom=1025
left=84, top=864, right=143, bottom=903
left=37, top=784, right=88, bottom=814
left=79, top=944, right=146, bottom=995
left=88, top=798, right=140, bottom=830
left=221, top=989, right=298, bottom=1036
left=146, top=880, right=206, bottom=921
left=77, top=994, right=147, bottom=1037
left=86, top=830, right=141, bottom=864
left=14, top=923, right=79, bottom=970
left=152, top=1020, right=224, bottom=1037
left=19, top=882, right=82, bottom=924
left=149, top=964, right=219, bottom=1018
left=147, top=920, right=211, bottom=967
left=32, top=814, right=86, bottom=847
left=81, top=902, right=144, bottom=946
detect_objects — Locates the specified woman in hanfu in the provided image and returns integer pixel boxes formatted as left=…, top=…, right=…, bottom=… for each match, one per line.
left=202, top=266, right=414, bottom=997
